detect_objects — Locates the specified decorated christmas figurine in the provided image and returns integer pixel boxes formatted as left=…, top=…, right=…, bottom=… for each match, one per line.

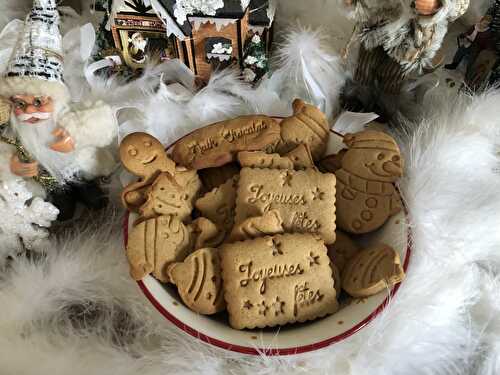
left=335, top=130, right=403, bottom=234
left=342, top=0, right=470, bottom=100
left=0, top=0, right=118, bottom=221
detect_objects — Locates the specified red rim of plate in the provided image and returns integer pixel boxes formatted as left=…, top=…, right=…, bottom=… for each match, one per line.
left=122, top=128, right=412, bottom=356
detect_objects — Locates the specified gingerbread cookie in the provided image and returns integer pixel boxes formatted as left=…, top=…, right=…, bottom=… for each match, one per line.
left=327, top=231, right=360, bottom=272
left=137, top=168, right=202, bottom=224
left=237, top=151, right=294, bottom=170
left=220, top=233, right=338, bottom=329
left=235, top=168, right=336, bottom=244
left=137, top=173, right=191, bottom=223
left=190, top=217, right=224, bottom=250
left=195, top=175, right=239, bottom=234
left=167, top=248, right=225, bottom=315
left=335, top=130, right=403, bottom=234
left=171, top=115, right=281, bottom=169
left=120, top=132, right=176, bottom=212
left=284, top=143, right=315, bottom=170
left=227, top=209, right=284, bottom=242
left=126, top=215, right=192, bottom=282
left=198, top=162, right=240, bottom=191
left=342, top=244, right=405, bottom=298
left=120, top=132, right=175, bottom=178
left=278, top=99, right=330, bottom=160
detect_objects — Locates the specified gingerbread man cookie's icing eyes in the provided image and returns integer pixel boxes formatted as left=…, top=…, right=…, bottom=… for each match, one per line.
left=120, top=132, right=175, bottom=179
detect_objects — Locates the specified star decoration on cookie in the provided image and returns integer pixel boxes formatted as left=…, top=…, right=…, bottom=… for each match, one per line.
left=243, top=300, right=253, bottom=310
left=258, top=301, right=269, bottom=316
left=308, top=252, right=321, bottom=267
left=280, top=171, right=293, bottom=187
left=272, top=296, right=285, bottom=316
left=270, top=238, right=283, bottom=256
left=311, top=187, right=324, bottom=201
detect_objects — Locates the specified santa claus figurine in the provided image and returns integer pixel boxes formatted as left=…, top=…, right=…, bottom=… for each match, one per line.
left=0, top=0, right=118, bottom=220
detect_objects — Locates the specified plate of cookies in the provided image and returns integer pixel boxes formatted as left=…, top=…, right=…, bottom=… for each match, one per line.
left=121, top=99, right=410, bottom=355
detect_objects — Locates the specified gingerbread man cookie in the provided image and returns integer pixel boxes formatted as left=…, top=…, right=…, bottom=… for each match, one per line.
left=120, top=132, right=176, bottom=212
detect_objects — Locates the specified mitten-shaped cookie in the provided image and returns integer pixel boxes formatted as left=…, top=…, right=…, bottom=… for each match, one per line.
left=167, top=248, right=225, bottom=315
left=335, top=130, right=403, bottom=234
left=278, top=99, right=330, bottom=160
left=342, top=244, right=405, bottom=298
left=126, top=215, right=192, bottom=282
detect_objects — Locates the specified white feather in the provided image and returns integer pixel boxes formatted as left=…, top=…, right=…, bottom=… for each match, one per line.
left=260, top=26, right=346, bottom=119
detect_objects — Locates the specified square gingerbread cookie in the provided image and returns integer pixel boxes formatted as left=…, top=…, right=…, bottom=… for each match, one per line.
left=235, top=168, right=336, bottom=244
left=220, top=233, right=338, bottom=329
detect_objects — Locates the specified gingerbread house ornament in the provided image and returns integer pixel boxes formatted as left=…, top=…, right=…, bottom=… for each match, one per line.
left=110, top=0, right=275, bottom=81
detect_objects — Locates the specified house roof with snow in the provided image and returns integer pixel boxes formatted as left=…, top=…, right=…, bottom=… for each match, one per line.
left=115, top=0, right=275, bottom=40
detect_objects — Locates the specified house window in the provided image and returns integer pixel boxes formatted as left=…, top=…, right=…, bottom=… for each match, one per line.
left=205, top=37, right=234, bottom=68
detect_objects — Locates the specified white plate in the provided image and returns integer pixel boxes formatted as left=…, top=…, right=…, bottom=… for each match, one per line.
left=124, top=131, right=411, bottom=355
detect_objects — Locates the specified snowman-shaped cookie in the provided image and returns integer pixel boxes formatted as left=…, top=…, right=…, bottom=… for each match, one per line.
left=335, top=130, right=403, bottom=234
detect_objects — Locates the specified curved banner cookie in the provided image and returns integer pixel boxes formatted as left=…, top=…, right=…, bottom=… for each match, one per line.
left=220, top=233, right=338, bottom=329
left=171, top=116, right=281, bottom=169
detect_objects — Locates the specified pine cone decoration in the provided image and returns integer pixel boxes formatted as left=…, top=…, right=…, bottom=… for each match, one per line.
left=415, top=0, right=441, bottom=15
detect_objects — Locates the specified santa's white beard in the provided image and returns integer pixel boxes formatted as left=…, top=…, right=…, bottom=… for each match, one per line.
left=11, top=115, right=79, bottom=184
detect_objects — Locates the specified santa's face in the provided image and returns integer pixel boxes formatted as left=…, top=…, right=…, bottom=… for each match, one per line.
left=342, top=148, right=403, bottom=182
left=10, top=95, right=54, bottom=124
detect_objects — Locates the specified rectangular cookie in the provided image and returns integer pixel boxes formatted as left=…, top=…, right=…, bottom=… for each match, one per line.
left=220, top=233, right=338, bottom=329
left=235, top=168, right=336, bottom=244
